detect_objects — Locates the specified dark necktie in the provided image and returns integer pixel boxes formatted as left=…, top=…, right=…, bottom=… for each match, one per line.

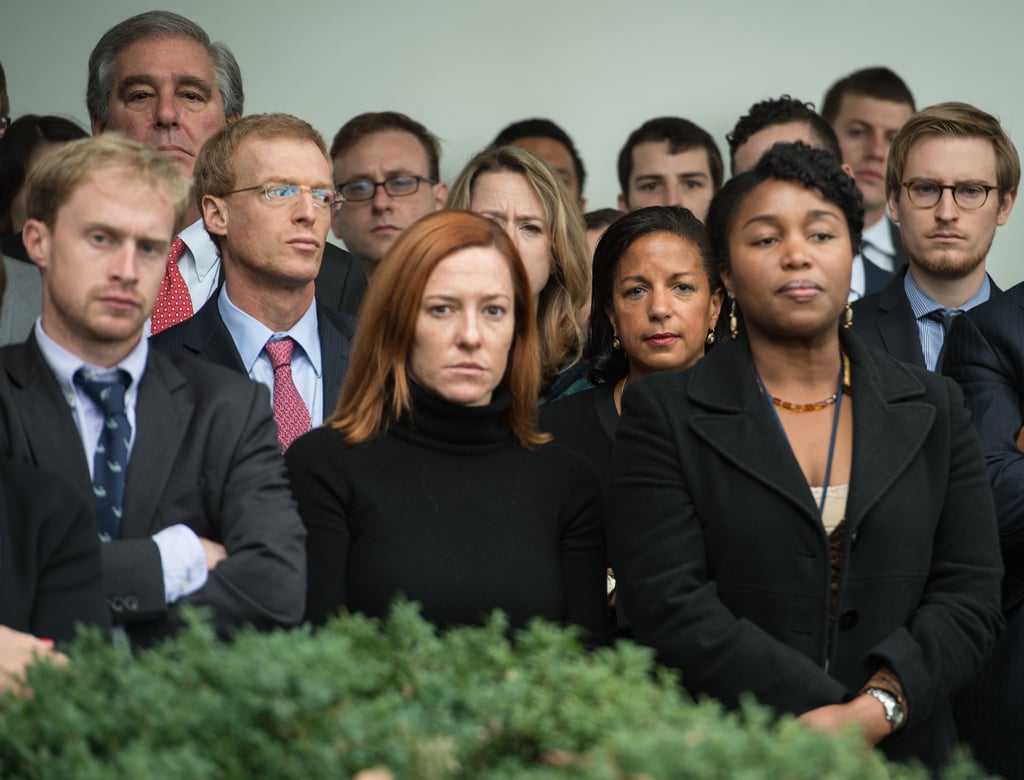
left=75, top=369, right=132, bottom=541
left=927, top=308, right=962, bottom=371
left=264, top=337, right=312, bottom=451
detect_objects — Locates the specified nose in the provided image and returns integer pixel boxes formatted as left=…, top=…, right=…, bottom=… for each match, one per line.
left=781, top=235, right=811, bottom=268
left=935, top=188, right=959, bottom=221
left=456, top=310, right=481, bottom=349
left=665, top=181, right=684, bottom=207
left=868, top=130, right=887, bottom=161
left=370, top=182, right=393, bottom=211
left=648, top=285, right=671, bottom=320
left=154, top=90, right=178, bottom=128
left=109, top=245, right=141, bottom=284
left=292, top=189, right=318, bottom=224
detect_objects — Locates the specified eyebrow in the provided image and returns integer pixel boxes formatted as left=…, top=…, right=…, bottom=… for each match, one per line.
left=742, top=209, right=841, bottom=229
left=478, top=209, right=544, bottom=224
left=424, top=293, right=513, bottom=303
left=620, top=270, right=698, bottom=283
left=118, top=73, right=214, bottom=99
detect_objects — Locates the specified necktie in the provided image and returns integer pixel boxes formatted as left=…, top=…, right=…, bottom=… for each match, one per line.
left=927, top=308, right=962, bottom=371
left=265, top=337, right=311, bottom=451
left=75, top=369, right=132, bottom=541
left=150, top=237, right=192, bottom=335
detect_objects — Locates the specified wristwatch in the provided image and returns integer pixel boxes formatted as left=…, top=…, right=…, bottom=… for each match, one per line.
left=865, top=687, right=905, bottom=731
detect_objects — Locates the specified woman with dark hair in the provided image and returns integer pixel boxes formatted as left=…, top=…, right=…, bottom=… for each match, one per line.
left=448, top=145, right=591, bottom=402
left=606, top=143, right=1003, bottom=770
left=285, top=209, right=606, bottom=638
left=541, top=206, right=722, bottom=479
left=0, top=114, right=88, bottom=239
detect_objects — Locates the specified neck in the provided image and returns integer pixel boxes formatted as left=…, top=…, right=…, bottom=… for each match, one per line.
left=863, top=205, right=887, bottom=230
left=748, top=331, right=843, bottom=393
left=357, top=254, right=378, bottom=280
left=184, top=199, right=201, bottom=227
left=908, top=262, right=987, bottom=308
left=224, top=275, right=315, bottom=332
left=41, top=313, right=140, bottom=369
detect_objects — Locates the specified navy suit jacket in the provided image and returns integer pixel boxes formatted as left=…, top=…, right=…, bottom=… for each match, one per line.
left=852, top=267, right=1000, bottom=369
left=148, top=293, right=354, bottom=418
left=941, top=279, right=1024, bottom=779
left=0, top=336, right=306, bottom=646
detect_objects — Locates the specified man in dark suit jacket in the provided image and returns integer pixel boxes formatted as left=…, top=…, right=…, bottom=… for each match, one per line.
left=943, top=286, right=1024, bottom=779
left=150, top=114, right=353, bottom=442
left=0, top=134, right=305, bottom=647
left=852, top=102, right=1017, bottom=371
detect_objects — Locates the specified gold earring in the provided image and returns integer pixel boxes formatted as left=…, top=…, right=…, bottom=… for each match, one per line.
left=612, top=336, right=621, bottom=350
left=843, top=302, right=853, bottom=329
left=729, top=298, right=738, bottom=340
left=705, top=329, right=715, bottom=346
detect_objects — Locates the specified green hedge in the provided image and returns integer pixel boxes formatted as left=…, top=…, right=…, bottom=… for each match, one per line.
left=0, top=604, right=989, bottom=779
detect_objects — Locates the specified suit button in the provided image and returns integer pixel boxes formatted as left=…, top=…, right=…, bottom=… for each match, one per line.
left=850, top=530, right=859, bottom=546
left=839, top=610, right=859, bottom=630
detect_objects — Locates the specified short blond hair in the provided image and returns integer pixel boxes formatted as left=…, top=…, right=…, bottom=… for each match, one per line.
left=25, top=133, right=190, bottom=233
left=887, top=102, right=1021, bottom=199
left=448, top=145, right=589, bottom=388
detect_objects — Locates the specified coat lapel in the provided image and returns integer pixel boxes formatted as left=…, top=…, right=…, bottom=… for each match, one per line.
left=121, top=352, right=193, bottom=537
left=317, top=304, right=353, bottom=413
left=182, top=295, right=246, bottom=372
left=874, top=270, right=926, bottom=368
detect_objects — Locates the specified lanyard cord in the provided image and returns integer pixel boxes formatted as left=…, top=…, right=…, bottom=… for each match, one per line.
left=755, top=359, right=845, bottom=516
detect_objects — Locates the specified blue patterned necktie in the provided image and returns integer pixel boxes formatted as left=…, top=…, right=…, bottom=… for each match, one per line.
left=74, top=369, right=132, bottom=541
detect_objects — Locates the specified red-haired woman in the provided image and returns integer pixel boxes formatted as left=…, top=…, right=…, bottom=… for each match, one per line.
left=285, top=210, right=606, bottom=638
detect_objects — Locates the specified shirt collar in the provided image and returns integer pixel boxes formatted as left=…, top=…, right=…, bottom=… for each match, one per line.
left=34, top=318, right=149, bottom=397
left=861, top=217, right=895, bottom=255
left=904, top=269, right=991, bottom=320
left=179, top=218, right=220, bottom=279
left=217, top=287, right=322, bottom=377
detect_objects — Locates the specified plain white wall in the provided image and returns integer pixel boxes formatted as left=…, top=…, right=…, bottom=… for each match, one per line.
left=3, top=0, right=1023, bottom=285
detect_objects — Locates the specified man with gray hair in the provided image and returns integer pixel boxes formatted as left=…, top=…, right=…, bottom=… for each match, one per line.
left=87, top=11, right=364, bottom=334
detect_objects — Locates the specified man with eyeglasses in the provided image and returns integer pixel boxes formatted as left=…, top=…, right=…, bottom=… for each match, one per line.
left=852, top=102, right=1017, bottom=371
left=0, top=134, right=306, bottom=646
left=86, top=11, right=365, bottom=334
left=151, top=114, right=354, bottom=449
left=329, top=112, right=448, bottom=279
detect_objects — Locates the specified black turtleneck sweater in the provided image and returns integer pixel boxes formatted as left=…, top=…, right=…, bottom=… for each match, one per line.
left=284, top=385, right=607, bottom=638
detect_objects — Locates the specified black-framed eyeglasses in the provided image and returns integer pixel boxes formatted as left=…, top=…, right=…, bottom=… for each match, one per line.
left=218, top=182, right=341, bottom=209
left=902, top=180, right=999, bottom=210
left=336, top=175, right=435, bottom=202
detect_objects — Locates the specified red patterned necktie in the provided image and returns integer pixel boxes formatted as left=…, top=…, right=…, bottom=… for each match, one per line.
left=264, top=337, right=312, bottom=451
left=150, top=237, right=193, bottom=335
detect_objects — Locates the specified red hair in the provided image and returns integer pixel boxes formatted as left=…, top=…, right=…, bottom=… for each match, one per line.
left=330, top=210, right=549, bottom=447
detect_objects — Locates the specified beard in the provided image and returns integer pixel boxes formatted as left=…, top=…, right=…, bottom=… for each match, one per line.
left=909, top=236, right=994, bottom=281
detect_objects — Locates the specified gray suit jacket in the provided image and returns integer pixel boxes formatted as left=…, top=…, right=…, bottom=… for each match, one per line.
left=0, top=335, right=306, bottom=646
left=0, top=256, right=42, bottom=346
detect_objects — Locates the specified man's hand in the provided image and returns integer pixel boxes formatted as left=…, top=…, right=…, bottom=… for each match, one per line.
left=198, top=538, right=227, bottom=571
left=0, top=626, right=67, bottom=697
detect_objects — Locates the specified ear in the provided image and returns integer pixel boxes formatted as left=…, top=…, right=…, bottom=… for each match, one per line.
left=433, top=181, right=449, bottom=210
left=225, top=113, right=241, bottom=126
left=90, top=116, right=106, bottom=136
left=996, top=188, right=1017, bottom=227
left=841, top=162, right=854, bottom=180
left=202, top=194, right=229, bottom=238
left=617, top=192, right=629, bottom=211
left=719, top=266, right=733, bottom=298
left=577, top=196, right=587, bottom=213
left=604, top=302, right=619, bottom=338
left=708, top=287, right=725, bottom=329
left=887, top=189, right=901, bottom=225
left=21, top=219, right=51, bottom=271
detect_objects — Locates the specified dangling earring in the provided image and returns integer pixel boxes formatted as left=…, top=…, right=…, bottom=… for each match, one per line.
left=612, top=335, right=621, bottom=350
left=705, top=329, right=715, bottom=346
left=729, top=298, right=738, bottom=340
left=843, top=302, right=853, bottom=329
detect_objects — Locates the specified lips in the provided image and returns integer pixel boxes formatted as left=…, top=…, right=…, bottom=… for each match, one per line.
left=644, top=333, right=679, bottom=347
left=928, top=232, right=965, bottom=242
left=97, top=295, right=142, bottom=312
left=371, top=225, right=400, bottom=235
left=776, top=279, right=823, bottom=301
left=855, top=169, right=884, bottom=184
left=287, top=236, right=322, bottom=252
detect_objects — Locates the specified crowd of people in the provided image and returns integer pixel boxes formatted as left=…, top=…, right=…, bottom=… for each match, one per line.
left=1, top=9, right=1022, bottom=777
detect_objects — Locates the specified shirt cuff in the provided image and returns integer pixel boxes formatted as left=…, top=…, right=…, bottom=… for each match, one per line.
left=152, top=524, right=208, bottom=604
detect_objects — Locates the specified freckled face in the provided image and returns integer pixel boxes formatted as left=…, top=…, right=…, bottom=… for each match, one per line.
left=409, top=246, right=516, bottom=407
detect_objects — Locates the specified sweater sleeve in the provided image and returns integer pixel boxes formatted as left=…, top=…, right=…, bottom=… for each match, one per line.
left=285, top=429, right=352, bottom=625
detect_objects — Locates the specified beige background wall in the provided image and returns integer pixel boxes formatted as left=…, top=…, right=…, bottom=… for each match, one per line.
left=3, top=0, right=1023, bottom=284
